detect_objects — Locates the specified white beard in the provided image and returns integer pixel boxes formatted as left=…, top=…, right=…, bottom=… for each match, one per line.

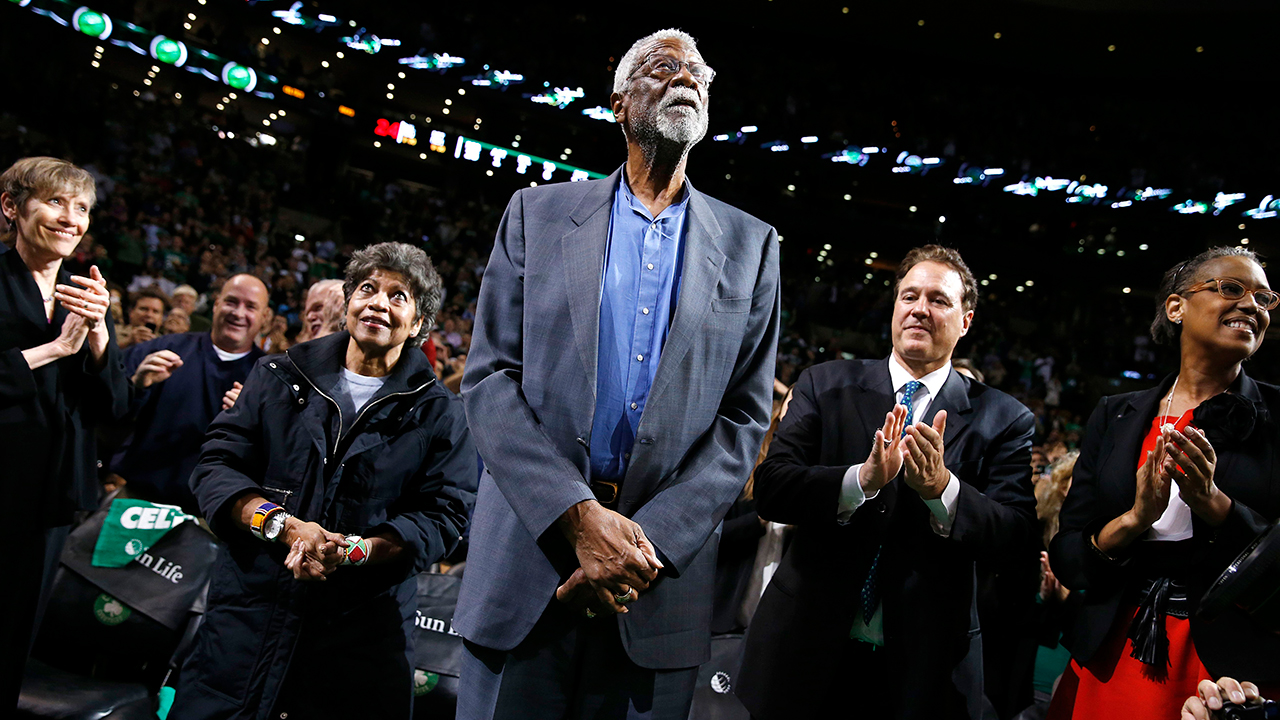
left=633, top=89, right=708, bottom=154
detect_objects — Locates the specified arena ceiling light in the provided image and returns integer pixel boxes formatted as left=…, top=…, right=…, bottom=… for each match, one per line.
left=73, top=7, right=112, bottom=39
left=150, top=35, right=188, bottom=67
left=221, top=62, right=258, bottom=92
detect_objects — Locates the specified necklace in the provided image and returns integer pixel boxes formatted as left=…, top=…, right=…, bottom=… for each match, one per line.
left=1163, top=375, right=1180, bottom=422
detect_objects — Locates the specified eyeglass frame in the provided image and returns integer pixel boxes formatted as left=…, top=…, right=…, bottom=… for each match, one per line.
left=1182, top=277, right=1280, bottom=311
left=627, top=52, right=716, bottom=87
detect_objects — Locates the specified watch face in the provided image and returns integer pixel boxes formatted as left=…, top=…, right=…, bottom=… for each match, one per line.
left=265, top=512, right=287, bottom=541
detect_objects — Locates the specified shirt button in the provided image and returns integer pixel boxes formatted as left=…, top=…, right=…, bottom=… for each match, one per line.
left=647, top=263, right=654, bottom=270
left=636, top=354, right=644, bottom=362
left=631, top=402, right=638, bottom=410
left=642, top=308, right=650, bottom=315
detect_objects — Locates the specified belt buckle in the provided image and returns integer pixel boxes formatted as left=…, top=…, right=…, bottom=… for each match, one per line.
left=592, top=481, right=619, bottom=504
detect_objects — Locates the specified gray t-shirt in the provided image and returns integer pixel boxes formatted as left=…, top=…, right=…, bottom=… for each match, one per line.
left=337, top=368, right=388, bottom=435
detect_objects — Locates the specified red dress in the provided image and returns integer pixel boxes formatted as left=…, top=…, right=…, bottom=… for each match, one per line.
left=1047, top=602, right=1210, bottom=720
left=1047, top=411, right=1277, bottom=719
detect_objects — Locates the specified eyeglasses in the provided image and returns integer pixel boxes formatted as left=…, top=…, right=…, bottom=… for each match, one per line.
left=1183, top=278, right=1280, bottom=310
left=630, top=53, right=716, bottom=87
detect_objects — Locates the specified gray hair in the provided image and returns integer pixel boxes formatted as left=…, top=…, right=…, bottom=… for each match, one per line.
left=613, top=29, right=700, bottom=94
left=1151, top=246, right=1263, bottom=345
left=343, top=242, right=442, bottom=349
left=308, top=278, right=344, bottom=298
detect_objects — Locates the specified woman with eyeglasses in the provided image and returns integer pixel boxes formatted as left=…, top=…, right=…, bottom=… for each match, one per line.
left=1046, top=247, right=1280, bottom=720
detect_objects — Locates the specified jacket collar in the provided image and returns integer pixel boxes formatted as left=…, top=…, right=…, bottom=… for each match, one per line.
left=562, top=165, right=725, bottom=403
left=286, top=330, right=437, bottom=399
left=1123, top=368, right=1262, bottom=416
left=2, top=242, right=71, bottom=331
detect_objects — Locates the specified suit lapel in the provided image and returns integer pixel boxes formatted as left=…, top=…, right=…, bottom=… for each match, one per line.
left=562, top=170, right=621, bottom=397
left=930, top=369, right=972, bottom=447
left=645, top=184, right=725, bottom=407
left=1110, top=381, right=1169, bottom=508
left=852, top=359, right=895, bottom=447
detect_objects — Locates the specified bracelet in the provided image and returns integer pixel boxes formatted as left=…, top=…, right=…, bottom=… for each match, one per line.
left=1089, top=532, right=1122, bottom=564
left=341, top=535, right=370, bottom=566
left=249, top=502, right=284, bottom=542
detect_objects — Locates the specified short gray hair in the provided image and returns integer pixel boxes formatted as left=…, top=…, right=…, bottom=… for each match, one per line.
left=343, top=242, right=442, bottom=349
left=613, top=29, right=700, bottom=94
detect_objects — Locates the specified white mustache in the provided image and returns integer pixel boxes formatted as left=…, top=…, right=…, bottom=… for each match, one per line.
left=661, top=89, right=703, bottom=112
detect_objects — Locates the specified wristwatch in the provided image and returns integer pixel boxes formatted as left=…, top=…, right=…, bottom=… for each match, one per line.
left=250, top=502, right=292, bottom=543
left=264, top=509, right=292, bottom=542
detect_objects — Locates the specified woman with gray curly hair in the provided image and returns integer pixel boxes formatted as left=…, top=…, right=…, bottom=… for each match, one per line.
left=173, top=242, right=475, bottom=719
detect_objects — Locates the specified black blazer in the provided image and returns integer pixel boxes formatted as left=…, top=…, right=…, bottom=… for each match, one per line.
left=737, top=359, right=1036, bottom=720
left=1049, top=371, right=1280, bottom=683
left=710, top=496, right=767, bottom=634
left=0, top=245, right=128, bottom=527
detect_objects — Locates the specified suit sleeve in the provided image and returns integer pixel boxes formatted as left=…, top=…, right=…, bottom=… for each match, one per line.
left=371, top=395, right=477, bottom=574
left=188, top=358, right=272, bottom=537
left=628, top=227, right=780, bottom=576
left=460, top=190, right=595, bottom=541
left=947, top=399, right=1037, bottom=554
left=1050, top=397, right=1128, bottom=592
left=752, top=367, right=854, bottom=525
left=0, top=348, right=38, bottom=404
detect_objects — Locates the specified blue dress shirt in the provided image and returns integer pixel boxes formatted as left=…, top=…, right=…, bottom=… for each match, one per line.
left=589, top=174, right=690, bottom=482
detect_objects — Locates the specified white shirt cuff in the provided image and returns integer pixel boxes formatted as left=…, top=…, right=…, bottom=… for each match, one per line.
left=924, top=472, right=960, bottom=536
left=837, top=463, right=879, bottom=523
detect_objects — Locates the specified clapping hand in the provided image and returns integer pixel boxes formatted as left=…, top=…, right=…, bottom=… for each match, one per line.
left=859, top=404, right=908, bottom=494
left=1162, top=425, right=1225, bottom=520
left=132, top=350, right=183, bottom=389
left=1130, top=435, right=1172, bottom=529
left=222, top=381, right=243, bottom=410
left=902, top=410, right=951, bottom=500
left=56, top=266, right=111, bottom=358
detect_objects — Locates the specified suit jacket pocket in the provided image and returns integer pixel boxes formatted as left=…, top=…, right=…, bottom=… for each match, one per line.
left=711, top=297, right=751, bottom=314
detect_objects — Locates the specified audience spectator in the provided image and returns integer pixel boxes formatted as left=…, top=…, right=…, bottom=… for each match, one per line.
left=109, top=274, right=270, bottom=511
left=118, top=286, right=169, bottom=349
left=172, top=283, right=210, bottom=332
left=295, top=278, right=345, bottom=343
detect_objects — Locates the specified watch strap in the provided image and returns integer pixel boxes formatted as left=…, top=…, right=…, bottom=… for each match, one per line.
left=250, top=502, right=284, bottom=542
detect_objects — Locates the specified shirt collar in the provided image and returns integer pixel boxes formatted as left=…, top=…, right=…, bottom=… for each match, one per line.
left=888, top=355, right=951, bottom=399
left=618, top=170, right=691, bottom=222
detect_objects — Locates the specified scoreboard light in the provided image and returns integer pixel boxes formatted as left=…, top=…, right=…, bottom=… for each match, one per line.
left=338, top=105, right=356, bottom=117
left=150, top=35, right=188, bottom=67
left=72, top=7, right=112, bottom=39
left=282, top=85, right=305, bottom=99
left=221, top=62, right=258, bottom=91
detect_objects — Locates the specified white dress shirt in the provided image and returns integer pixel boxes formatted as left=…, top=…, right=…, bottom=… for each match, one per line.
left=839, top=356, right=961, bottom=645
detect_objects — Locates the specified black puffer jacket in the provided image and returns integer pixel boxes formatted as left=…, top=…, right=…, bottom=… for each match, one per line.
left=172, top=331, right=475, bottom=720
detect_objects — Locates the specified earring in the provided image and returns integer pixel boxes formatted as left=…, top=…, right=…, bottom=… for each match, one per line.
left=1175, top=319, right=1182, bottom=325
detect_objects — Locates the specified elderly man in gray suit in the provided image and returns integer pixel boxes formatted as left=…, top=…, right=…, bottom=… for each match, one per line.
left=456, top=28, right=780, bottom=720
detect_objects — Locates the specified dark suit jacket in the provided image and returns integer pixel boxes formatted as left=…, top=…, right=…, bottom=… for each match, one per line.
left=110, top=331, right=263, bottom=511
left=457, top=168, right=780, bottom=669
left=738, top=359, right=1036, bottom=719
left=1049, top=371, right=1280, bottom=683
left=711, top=497, right=767, bottom=634
left=0, top=244, right=129, bottom=527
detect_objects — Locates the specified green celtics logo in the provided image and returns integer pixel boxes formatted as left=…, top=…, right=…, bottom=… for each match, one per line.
left=412, top=669, right=439, bottom=696
left=93, top=594, right=131, bottom=626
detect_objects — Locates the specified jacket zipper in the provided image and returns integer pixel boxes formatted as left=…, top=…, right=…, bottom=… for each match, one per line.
left=286, top=351, right=437, bottom=458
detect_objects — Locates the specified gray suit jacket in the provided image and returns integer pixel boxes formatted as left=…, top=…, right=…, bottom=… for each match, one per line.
left=456, top=167, right=780, bottom=669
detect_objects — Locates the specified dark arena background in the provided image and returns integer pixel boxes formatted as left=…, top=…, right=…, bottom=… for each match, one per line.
left=4, top=1, right=1280, bottom=717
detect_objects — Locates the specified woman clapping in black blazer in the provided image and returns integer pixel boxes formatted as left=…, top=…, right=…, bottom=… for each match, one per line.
left=1048, top=247, right=1280, bottom=720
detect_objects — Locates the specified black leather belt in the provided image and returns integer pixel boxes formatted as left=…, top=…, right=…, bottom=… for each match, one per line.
left=591, top=480, right=620, bottom=507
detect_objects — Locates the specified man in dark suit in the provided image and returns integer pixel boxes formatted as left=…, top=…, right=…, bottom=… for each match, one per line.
left=108, top=274, right=269, bottom=511
left=457, top=28, right=780, bottom=720
left=738, top=245, right=1036, bottom=720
